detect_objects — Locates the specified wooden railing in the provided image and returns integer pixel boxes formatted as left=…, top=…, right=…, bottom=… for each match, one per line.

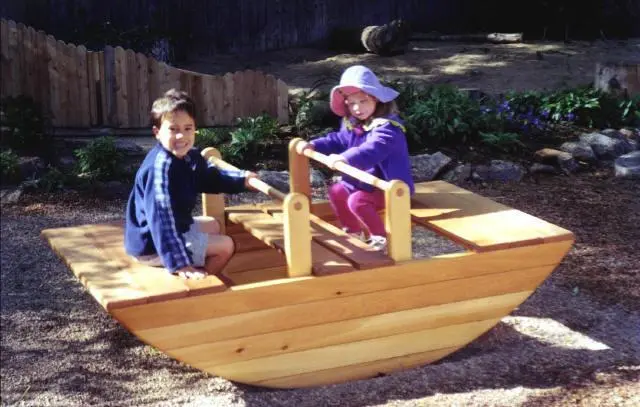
left=0, top=19, right=289, bottom=129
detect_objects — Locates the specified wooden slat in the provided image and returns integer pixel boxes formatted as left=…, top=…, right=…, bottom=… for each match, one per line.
left=76, top=45, right=90, bottom=127
left=227, top=210, right=355, bottom=275
left=223, top=247, right=287, bottom=274
left=87, top=51, right=98, bottom=126
left=209, top=75, right=225, bottom=125
left=223, top=266, right=289, bottom=286
left=0, top=20, right=9, bottom=99
left=15, top=22, right=25, bottom=97
left=6, top=21, right=20, bottom=97
left=411, top=181, right=574, bottom=251
left=126, top=49, right=138, bottom=127
left=203, top=319, right=501, bottom=383
left=113, top=239, right=572, bottom=330
left=136, top=52, right=149, bottom=127
left=42, top=223, right=228, bottom=311
left=198, top=75, right=213, bottom=126
left=46, top=35, right=61, bottom=126
left=65, top=42, right=79, bottom=126
left=132, top=265, right=551, bottom=350
left=103, top=46, right=116, bottom=126
left=258, top=346, right=459, bottom=388
left=222, top=72, right=235, bottom=124
left=276, top=78, right=289, bottom=124
left=114, top=46, right=128, bottom=127
left=164, top=291, right=529, bottom=364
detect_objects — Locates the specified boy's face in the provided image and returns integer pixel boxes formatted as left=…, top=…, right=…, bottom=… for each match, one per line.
left=154, top=110, right=195, bottom=158
left=345, top=91, right=377, bottom=121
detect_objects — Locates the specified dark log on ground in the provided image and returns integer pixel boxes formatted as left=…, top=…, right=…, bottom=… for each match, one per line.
left=594, top=61, right=640, bottom=97
left=326, top=19, right=411, bottom=56
left=411, top=32, right=523, bottom=44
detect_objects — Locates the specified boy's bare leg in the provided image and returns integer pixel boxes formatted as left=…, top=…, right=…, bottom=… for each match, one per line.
left=204, top=235, right=235, bottom=284
left=194, top=216, right=221, bottom=234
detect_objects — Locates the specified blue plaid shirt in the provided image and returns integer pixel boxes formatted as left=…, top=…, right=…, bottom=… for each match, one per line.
left=124, top=144, right=247, bottom=272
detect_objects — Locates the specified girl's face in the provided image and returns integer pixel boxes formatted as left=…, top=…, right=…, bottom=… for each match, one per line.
left=345, top=91, right=377, bottom=121
left=154, top=110, right=196, bottom=158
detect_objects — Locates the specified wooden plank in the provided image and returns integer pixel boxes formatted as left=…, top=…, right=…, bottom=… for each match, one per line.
left=114, top=46, right=128, bottom=127
left=86, top=51, right=98, bottom=126
left=222, top=72, right=235, bottom=125
left=411, top=181, right=574, bottom=251
left=136, top=52, right=150, bottom=127
left=233, top=70, right=245, bottom=119
left=223, top=247, right=287, bottom=275
left=258, top=346, right=459, bottom=388
left=126, top=49, right=138, bottom=127
left=6, top=20, right=19, bottom=97
left=41, top=223, right=228, bottom=311
left=0, top=20, right=8, bottom=99
left=132, top=265, right=551, bottom=350
left=231, top=232, right=271, bottom=252
left=202, top=319, right=501, bottom=383
left=165, top=291, right=529, bottom=364
left=198, top=75, right=213, bottom=126
left=209, top=74, right=225, bottom=125
left=35, top=30, right=49, bottom=108
left=76, top=45, right=90, bottom=127
left=147, top=56, right=161, bottom=105
left=102, top=47, right=115, bottom=126
left=64, top=42, right=79, bottom=126
left=46, top=35, right=61, bottom=126
left=113, top=239, right=572, bottom=330
left=276, top=78, right=289, bottom=124
left=16, top=23, right=26, bottom=97
left=23, top=26, right=36, bottom=100
left=224, top=266, right=289, bottom=286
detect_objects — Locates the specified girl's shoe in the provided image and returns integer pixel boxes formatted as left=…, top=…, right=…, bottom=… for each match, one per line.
left=342, top=228, right=366, bottom=242
left=367, top=235, right=387, bottom=251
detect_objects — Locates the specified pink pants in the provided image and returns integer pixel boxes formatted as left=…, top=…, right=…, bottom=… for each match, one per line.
left=328, top=182, right=386, bottom=236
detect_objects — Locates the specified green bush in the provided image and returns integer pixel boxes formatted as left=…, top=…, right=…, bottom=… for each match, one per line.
left=0, top=149, right=21, bottom=185
left=221, top=114, right=280, bottom=166
left=74, top=136, right=125, bottom=181
left=194, top=127, right=231, bottom=150
left=479, top=131, right=525, bottom=153
left=403, top=85, right=483, bottom=150
left=34, top=167, right=69, bottom=192
left=0, top=96, right=51, bottom=158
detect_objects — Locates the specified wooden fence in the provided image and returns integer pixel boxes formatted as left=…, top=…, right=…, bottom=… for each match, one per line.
left=0, top=19, right=289, bottom=128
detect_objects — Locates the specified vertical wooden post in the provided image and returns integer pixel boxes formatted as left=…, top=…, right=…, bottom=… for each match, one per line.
left=283, top=192, right=312, bottom=277
left=200, top=147, right=227, bottom=235
left=385, top=180, right=412, bottom=262
left=288, top=138, right=311, bottom=199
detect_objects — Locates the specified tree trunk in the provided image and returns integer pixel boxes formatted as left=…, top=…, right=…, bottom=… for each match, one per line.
left=594, top=62, right=640, bottom=97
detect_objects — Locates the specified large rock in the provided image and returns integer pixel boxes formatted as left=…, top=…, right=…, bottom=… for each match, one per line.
left=560, top=141, right=597, bottom=163
left=534, top=148, right=579, bottom=173
left=410, top=152, right=452, bottom=182
left=475, top=160, right=525, bottom=182
left=614, top=151, right=640, bottom=179
left=579, top=132, right=633, bottom=159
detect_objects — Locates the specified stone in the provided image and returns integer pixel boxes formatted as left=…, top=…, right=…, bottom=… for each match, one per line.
left=114, top=139, right=144, bottom=156
left=487, top=160, right=525, bottom=182
left=560, top=141, right=597, bottom=163
left=579, top=132, right=633, bottom=159
left=534, top=148, right=579, bottom=173
left=257, top=170, right=290, bottom=193
left=441, top=164, right=472, bottom=182
left=410, top=152, right=452, bottom=182
left=614, top=151, right=640, bottom=179
left=0, top=188, right=23, bottom=205
left=18, top=156, right=46, bottom=179
left=530, top=163, right=559, bottom=174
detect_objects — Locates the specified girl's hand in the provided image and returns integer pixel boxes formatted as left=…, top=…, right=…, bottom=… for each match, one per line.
left=327, top=154, right=346, bottom=169
left=244, top=171, right=258, bottom=190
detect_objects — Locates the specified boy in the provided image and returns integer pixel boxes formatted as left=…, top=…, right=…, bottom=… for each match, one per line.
left=125, top=89, right=256, bottom=280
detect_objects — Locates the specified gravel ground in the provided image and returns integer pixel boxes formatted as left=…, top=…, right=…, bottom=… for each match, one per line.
left=1, top=172, right=639, bottom=406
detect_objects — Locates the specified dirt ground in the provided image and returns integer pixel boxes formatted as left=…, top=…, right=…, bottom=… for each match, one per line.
left=183, top=39, right=640, bottom=95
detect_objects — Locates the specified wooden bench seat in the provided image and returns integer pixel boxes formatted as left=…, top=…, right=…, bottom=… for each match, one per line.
left=41, top=222, right=228, bottom=311
left=227, top=203, right=393, bottom=275
left=409, top=181, right=574, bottom=252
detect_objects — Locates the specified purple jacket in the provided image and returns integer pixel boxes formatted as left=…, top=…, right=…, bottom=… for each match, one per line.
left=311, top=115, right=415, bottom=194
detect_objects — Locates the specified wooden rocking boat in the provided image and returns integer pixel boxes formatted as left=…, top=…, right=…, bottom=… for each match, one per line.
left=42, top=138, right=574, bottom=388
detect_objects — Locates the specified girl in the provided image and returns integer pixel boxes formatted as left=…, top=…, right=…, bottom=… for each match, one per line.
left=304, top=65, right=414, bottom=251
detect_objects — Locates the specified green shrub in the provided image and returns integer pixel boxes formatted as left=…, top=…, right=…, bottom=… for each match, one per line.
left=195, top=127, right=230, bottom=150
left=0, top=149, right=21, bottom=184
left=479, top=131, right=525, bottom=153
left=403, top=85, right=483, bottom=150
left=74, top=136, right=125, bottom=181
left=221, top=114, right=280, bottom=166
left=0, top=96, right=51, bottom=158
left=35, top=167, right=68, bottom=192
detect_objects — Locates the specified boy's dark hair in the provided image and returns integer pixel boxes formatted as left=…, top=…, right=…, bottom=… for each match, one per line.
left=150, top=89, right=196, bottom=128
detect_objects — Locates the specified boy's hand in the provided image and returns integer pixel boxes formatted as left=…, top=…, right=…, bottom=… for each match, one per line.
left=176, top=266, right=207, bottom=280
left=244, top=171, right=258, bottom=190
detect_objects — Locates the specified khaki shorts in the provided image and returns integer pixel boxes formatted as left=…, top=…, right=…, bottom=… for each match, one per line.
left=134, top=222, right=208, bottom=268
